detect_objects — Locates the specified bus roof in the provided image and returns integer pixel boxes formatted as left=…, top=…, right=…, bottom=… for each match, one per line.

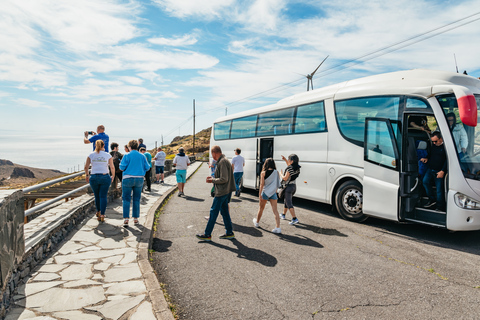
left=215, top=69, right=480, bottom=123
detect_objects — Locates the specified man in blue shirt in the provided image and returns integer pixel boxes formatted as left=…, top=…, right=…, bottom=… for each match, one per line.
left=84, top=125, right=110, bottom=152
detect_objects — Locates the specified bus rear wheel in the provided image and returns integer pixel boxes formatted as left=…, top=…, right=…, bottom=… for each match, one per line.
left=335, top=180, right=367, bottom=222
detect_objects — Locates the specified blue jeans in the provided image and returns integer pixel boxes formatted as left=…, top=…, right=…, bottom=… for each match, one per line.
left=205, top=193, right=233, bottom=236
left=423, top=169, right=445, bottom=208
left=89, top=174, right=111, bottom=215
left=122, top=177, right=143, bottom=219
left=233, top=172, right=243, bottom=192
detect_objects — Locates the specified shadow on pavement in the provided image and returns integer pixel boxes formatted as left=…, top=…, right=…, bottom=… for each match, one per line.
left=207, top=239, right=277, bottom=267
left=277, top=233, right=324, bottom=248
left=151, top=237, right=173, bottom=252
left=182, top=195, right=205, bottom=202
left=293, top=222, right=348, bottom=237
left=232, top=222, right=263, bottom=237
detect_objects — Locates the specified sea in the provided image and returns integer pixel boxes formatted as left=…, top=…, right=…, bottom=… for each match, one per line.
left=0, top=134, right=154, bottom=173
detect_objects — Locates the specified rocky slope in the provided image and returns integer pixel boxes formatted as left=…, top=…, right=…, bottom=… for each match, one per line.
left=0, top=160, right=65, bottom=188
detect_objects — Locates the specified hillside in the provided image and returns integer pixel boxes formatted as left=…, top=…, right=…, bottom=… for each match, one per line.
left=0, top=159, right=65, bottom=189
left=157, top=127, right=211, bottom=158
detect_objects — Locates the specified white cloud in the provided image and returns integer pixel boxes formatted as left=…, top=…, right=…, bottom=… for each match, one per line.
left=15, top=98, right=54, bottom=109
left=148, top=32, right=198, bottom=47
left=119, top=76, right=144, bottom=85
left=152, top=0, right=235, bottom=19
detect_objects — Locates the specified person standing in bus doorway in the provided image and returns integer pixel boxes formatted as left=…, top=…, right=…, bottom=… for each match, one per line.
left=173, top=147, right=190, bottom=196
left=84, top=125, right=110, bottom=152
left=446, top=112, right=468, bottom=158
left=154, top=147, right=166, bottom=184
left=231, top=148, right=245, bottom=196
left=253, top=158, right=282, bottom=233
left=279, top=154, right=301, bottom=225
left=421, top=132, right=447, bottom=211
left=197, top=145, right=236, bottom=241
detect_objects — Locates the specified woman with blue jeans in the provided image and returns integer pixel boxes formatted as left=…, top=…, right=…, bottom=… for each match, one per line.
left=119, top=140, right=151, bottom=227
left=85, top=140, right=115, bottom=222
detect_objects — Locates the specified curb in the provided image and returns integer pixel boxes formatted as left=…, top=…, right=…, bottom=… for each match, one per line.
left=138, top=162, right=203, bottom=320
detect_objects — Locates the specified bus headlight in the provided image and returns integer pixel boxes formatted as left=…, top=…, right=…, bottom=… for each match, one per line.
left=454, top=193, right=480, bottom=209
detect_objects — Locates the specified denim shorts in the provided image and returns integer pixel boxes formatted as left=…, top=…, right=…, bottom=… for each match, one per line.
left=155, top=166, right=164, bottom=174
left=176, top=169, right=187, bottom=183
left=261, top=192, right=278, bottom=201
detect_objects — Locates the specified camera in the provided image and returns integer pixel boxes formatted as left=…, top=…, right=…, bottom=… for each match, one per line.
left=88, top=131, right=94, bottom=135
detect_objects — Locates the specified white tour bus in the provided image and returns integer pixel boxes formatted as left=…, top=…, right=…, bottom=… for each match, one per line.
left=210, top=69, right=480, bottom=231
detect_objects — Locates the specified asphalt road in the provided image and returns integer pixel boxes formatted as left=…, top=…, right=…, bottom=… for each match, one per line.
left=151, top=163, right=480, bottom=320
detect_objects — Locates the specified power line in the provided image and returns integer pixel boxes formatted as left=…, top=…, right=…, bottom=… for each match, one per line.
left=164, top=12, right=480, bottom=136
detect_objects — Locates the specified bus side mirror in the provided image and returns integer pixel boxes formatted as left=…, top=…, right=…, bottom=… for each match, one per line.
left=458, top=95, right=477, bottom=127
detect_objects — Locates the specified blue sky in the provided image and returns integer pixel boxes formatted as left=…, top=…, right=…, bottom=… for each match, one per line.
left=1, top=0, right=480, bottom=170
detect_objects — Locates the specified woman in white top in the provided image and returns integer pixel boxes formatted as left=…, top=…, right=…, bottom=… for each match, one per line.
left=84, top=140, right=115, bottom=222
left=253, top=158, right=282, bottom=233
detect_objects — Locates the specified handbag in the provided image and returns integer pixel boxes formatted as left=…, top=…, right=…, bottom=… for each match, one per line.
left=277, top=180, right=286, bottom=200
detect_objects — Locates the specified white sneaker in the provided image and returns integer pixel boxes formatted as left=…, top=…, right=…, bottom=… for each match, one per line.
left=279, top=214, right=286, bottom=220
left=272, top=227, right=281, bottom=234
left=253, top=218, right=259, bottom=228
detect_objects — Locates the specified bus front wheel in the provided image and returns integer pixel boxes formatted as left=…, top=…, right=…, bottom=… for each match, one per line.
left=335, top=180, right=367, bottom=222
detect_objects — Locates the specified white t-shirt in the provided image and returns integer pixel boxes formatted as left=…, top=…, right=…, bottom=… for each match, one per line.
left=173, top=155, right=190, bottom=170
left=231, top=154, right=245, bottom=173
left=89, top=151, right=111, bottom=174
left=154, top=151, right=166, bottom=166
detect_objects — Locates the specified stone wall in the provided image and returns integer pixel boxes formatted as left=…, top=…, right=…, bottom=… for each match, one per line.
left=0, top=190, right=24, bottom=318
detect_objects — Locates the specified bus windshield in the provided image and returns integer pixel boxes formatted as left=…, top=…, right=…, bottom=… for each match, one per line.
left=437, top=94, right=480, bottom=180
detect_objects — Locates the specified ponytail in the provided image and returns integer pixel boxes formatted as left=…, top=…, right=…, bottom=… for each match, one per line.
left=95, top=140, right=105, bottom=153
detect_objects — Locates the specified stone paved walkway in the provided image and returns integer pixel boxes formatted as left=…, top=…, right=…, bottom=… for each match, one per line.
left=6, top=162, right=202, bottom=320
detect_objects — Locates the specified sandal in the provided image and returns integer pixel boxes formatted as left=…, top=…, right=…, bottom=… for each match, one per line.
left=100, top=215, right=105, bottom=222
left=96, top=212, right=101, bottom=221
left=134, top=218, right=139, bottom=225
left=123, top=219, right=129, bottom=227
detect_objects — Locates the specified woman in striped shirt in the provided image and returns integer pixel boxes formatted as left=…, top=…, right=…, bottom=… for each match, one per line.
left=279, top=154, right=301, bottom=225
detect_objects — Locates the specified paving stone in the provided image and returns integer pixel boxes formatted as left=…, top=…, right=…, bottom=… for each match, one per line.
left=52, top=310, right=102, bottom=320
left=102, top=255, right=123, bottom=264
left=119, top=252, right=137, bottom=265
left=60, top=264, right=92, bottom=281
left=86, top=294, right=145, bottom=319
left=93, top=262, right=111, bottom=271
left=63, top=279, right=101, bottom=288
left=70, top=231, right=105, bottom=243
left=79, top=245, right=102, bottom=252
left=32, top=273, right=61, bottom=281
left=54, top=249, right=118, bottom=264
left=98, top=238, right=127, bottom=249
left=130, top=301, right=156, bottom=320
left=57, top=242, right=84, bottom=255
left=36, top=264, right=68, bottom=273
left=105, top=280, right=146, bottom=295
left=107, top=294, right=131, bottom=300
left=103, top=264, right=142, bottom=283
left=16, top=281, right=66, bottom=297
left=20, top=287, right=105, bottom=312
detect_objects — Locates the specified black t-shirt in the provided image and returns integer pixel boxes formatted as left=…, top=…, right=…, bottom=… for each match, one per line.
left=286, top=165, right=300, bottom=184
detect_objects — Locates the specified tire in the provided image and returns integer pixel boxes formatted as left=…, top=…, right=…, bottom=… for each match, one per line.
left=335, top=180, right=368, bottom=222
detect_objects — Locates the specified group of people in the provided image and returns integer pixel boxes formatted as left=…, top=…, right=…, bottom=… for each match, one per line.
left=410, top=113, right=468, bottom=211
left=196, top=145, right=301, bottom=241
left=84, top=126, right=156, bottom=227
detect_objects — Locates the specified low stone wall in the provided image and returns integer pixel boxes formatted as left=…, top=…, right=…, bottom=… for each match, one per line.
left=0, top=190, right=24, bottom=318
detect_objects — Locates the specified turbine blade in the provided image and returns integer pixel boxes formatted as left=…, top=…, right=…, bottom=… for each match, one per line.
left=310, top=55, right=329, bottom=77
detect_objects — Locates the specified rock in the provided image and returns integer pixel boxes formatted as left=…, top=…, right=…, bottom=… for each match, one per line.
left=10, top=167, right=35, bottom=179
left=0, top=160, right=14, bottom=166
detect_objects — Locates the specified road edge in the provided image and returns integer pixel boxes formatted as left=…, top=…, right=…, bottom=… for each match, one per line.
left=138, top=162, right=203, bottom=320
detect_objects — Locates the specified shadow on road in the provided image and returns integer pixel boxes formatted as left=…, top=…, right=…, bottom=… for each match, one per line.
left=207, top=239, right=277, bottom=267
left=182, top=195, right=205, bottom=202
left=293, top=222, right=348, bottom=237
left=151, top=237, right=173, bottom=252
left=232, top=222, right=263, bottom=237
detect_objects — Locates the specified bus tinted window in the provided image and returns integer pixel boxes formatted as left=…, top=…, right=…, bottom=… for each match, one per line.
left=214, top=121, right=231, bottom=140
left=335, top=97, right=400, bottom=145
left=406, top=98, right=429, bottom=109
left=295, top=101, right=326, bottom=133
left=230, top=115, right=257, bottom=139
left=257, top=108, right=294, bottom=136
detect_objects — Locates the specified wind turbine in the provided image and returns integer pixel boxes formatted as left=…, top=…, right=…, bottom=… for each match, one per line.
left=305, top=55, right=329, bottom=91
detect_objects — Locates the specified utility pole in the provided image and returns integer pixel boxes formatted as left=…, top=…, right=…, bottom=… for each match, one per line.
left=225, top=107, right=227, bottom=116
left=161, top=135, right=163, bottom=146
left=193, top=99, right=196, bottom=155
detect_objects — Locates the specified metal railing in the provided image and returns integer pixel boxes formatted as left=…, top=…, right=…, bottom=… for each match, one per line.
left=23, top=171, right=89, bottom=217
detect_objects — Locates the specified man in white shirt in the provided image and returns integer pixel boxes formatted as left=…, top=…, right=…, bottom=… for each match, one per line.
left=173, top=147, right=191, bottom=196
left=231, top=148, right=245, bottom=196
left=154, top=147, right=166, bottom=184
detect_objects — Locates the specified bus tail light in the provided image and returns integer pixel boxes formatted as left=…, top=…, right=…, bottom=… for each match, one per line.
left=457, top=95, right=477, bottom=127
left=454, top=193, right=480, bottom=209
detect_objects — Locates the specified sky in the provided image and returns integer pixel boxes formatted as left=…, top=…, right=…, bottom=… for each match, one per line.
left=1, top=0, right=480, bottom=171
